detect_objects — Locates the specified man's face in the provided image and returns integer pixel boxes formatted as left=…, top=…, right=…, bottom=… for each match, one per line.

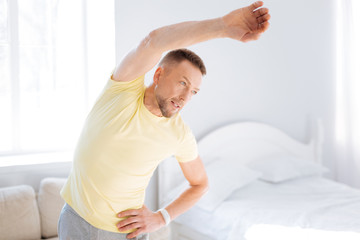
left=154, top=60, right=203, bottom=118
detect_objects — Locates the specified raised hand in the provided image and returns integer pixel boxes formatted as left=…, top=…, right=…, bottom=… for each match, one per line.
left=222, top=1, right=271, bottom=42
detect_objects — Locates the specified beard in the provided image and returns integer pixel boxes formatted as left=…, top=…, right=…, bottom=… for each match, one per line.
left=155, top=93, right=176, bottom=118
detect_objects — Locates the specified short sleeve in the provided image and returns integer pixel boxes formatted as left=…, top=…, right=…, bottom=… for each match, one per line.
left=107, top=68, right=145, bottom=95
left=175, top=125, right=198, bottom=163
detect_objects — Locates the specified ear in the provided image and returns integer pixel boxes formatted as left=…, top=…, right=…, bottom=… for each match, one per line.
left=153, top=67, right=163, bottom=85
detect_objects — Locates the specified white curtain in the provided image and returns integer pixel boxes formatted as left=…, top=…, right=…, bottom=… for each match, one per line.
left=335, top=0, right=360, bottom=188
left=0, top=0, right=115, bottom=158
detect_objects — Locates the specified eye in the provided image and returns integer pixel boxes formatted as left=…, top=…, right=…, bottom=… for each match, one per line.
left=180, top=81, right=186, bottom=86
left=191, top=90, right=198, bottom=95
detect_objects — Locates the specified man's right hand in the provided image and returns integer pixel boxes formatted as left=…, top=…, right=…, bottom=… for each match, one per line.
left=112, top=1, right=270, bottom=83
left=222, top=1, right=271, bottom=42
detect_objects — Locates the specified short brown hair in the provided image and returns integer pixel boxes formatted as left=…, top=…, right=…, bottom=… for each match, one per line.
left=158, top=48, right=206, bottom=76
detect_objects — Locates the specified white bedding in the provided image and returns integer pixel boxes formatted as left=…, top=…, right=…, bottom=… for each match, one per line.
left=174, top=176, right=360, bottom=240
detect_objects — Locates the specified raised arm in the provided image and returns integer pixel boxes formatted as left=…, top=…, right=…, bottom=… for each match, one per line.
left=112, top=1, right=270, bottom=82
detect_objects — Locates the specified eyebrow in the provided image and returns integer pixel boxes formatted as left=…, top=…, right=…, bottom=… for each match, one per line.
left=183, top=76, right=200, bottom=91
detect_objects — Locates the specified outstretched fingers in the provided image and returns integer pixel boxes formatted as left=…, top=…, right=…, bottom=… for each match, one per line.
left=252, top=6, right=270, bottom=32
left=257, top=21, right=270, bottom=33
left=250, top=2, right=270, bottom=33
left=254, top=7, right=269, bottom=18
left=224, top=1, right=270, bottom=42
left=249, top=1, right=264, bottom=11
left=257, top=13, right=271, bottom=24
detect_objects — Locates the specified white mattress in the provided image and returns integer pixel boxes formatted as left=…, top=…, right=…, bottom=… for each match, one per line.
left=174, top=176, right=360, bottom=240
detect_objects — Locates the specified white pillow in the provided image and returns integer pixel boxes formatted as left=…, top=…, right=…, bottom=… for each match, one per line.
left=246, top=153, right=329, bottom=183
left=164, top=158, right=261, bottom=212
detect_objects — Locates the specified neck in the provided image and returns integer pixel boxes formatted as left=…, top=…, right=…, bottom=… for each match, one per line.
left=144, top=85, right=163, bottom=117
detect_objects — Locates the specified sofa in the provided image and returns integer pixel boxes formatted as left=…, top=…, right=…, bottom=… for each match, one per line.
left=0, top=177, right=170, bottom=240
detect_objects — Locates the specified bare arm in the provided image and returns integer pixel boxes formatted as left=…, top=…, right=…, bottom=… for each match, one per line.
left=163, top=155, right=209, bottom=221
left=116, top=155, right=208, bottom=238
left=112, top=18, right=224, bottom=83
left=112, top=1, right=270, bottom=82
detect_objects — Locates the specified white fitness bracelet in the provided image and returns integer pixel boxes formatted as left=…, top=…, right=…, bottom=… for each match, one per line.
left=157, top=208, right=171, bottom=226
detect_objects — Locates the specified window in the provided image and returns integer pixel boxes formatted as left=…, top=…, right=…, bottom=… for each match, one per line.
left=0, top=0, right=115, bottom=160
left=334, top=0, right=360, bottom=187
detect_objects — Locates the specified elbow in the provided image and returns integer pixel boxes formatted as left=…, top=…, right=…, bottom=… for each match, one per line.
left=188, top=177, right=209, bottom=196
left=201, top=176, right=210, bottom=195
left=142, top=29, right=161, bottom=52
left=146, top=29, right=169, bottom=53
left=131, top=30, right=163, bottom=60
left=204, top=180, right=210, bottom=195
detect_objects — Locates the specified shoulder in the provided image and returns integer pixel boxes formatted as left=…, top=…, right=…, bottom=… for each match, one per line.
left=171, top=115, right=195, bottom=142
left=105, top=68, right=145, bottom=95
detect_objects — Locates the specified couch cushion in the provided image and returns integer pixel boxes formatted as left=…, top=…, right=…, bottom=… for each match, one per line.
left=37, top=177, right=67, bottom=238
left=0, top=185, right=41, bottom=240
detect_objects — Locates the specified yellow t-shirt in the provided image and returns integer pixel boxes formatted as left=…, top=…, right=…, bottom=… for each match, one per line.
left=60, top=72, right=198, bottom=233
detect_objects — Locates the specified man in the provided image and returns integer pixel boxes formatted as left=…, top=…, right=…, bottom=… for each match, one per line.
left=58, top=1, right=270, bottom=240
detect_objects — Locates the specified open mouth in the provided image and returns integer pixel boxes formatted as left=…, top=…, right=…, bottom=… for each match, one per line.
left=171, top=100, right=180, bottom=109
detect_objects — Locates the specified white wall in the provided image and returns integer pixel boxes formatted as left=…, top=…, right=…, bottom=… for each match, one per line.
left=114, top=0, right=340, bottom=207
left=0, top=0, right=339, bottom=212
left=0, top=0, right=340, bottom=215
left=0, top=162, right=71, bottom=192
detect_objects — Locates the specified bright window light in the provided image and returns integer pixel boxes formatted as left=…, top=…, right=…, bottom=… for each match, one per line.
left=0, top=0, right=115, bottom=166
left=335, top=0, right=346, bottom=146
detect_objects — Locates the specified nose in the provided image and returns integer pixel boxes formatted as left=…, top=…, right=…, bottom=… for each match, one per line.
left=180, top=90, right=192, bottom=103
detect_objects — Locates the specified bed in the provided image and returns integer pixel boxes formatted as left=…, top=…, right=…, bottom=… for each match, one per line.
left=157, top=119, right=360, bottom=240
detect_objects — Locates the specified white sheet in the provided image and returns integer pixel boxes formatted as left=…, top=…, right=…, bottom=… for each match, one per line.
left=244, top=224, right=360, bottom=240
left=174, top=177, right=360, bottom=240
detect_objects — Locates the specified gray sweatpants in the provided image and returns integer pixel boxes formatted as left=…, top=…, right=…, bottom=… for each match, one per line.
left=58, top=203, right=149, bottom=240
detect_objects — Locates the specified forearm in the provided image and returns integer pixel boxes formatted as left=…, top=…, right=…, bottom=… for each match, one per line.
left=149, top=17, right=227, bottom=53
left=162, top=183, right=208, bottom=222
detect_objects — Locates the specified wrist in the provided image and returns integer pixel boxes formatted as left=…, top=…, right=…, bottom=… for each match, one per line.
left=156, top=211, right=166, bottom=226
left=218, top=16, right=228, bottom=38
left=221, top=10, right=248, bottom=40
left=157, top=208, right=171, bottom=226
